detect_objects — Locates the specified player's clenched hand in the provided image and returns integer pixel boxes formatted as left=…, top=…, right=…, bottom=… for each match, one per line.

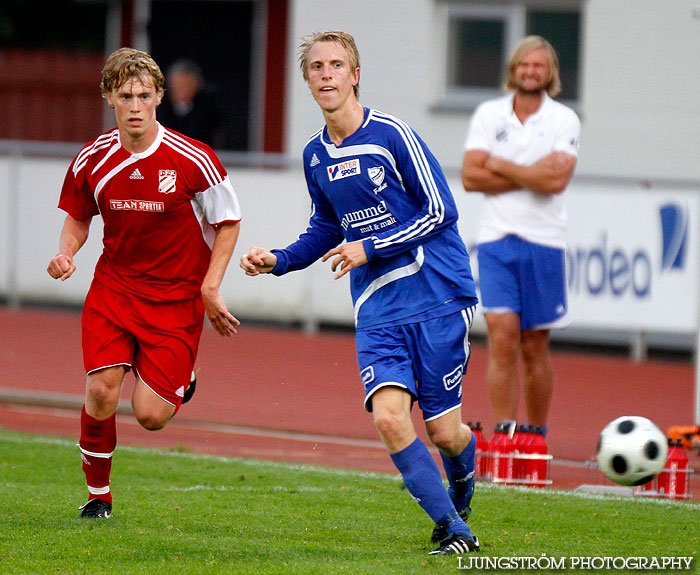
left=322, top=240, right=367, bottom=280
left=240, top=246, right=277, bottom=276
left=47, top=253, right=76, bottom=281
left=201, top=286, right=240, bottom=337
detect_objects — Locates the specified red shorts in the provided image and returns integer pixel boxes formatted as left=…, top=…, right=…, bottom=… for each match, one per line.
left=82, top=280, right=205, bottom=408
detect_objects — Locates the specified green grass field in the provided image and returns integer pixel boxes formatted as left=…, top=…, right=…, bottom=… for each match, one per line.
left=1, top=430, right=698, bottom=575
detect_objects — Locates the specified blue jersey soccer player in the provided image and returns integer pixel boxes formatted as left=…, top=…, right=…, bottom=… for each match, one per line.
left=241, top=30, right=479, bottom=555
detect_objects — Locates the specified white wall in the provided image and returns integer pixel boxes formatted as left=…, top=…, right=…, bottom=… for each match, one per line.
left=4, top=0, right=700, bottom=341
left=287, top=0, right=700, bottom=180
left=286, top=1, right=468, bottom=168
left=579, top=0, right=700, bottom=179
left=3, top=153, right=697, bottom=342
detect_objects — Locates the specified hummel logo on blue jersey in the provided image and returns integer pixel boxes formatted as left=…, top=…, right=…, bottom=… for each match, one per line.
left=360, top=366, right=374, bottom=388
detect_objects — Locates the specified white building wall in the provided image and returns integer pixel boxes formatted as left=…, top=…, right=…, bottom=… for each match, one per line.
left=286, top=1, right=457, bottom=165
left=287, top=0, right=700, bottom=179
left=3, top=153, right=697, bottom=344
left=579, top=0, right=700, bottom=179
left=3, top=0, right=700, bottom=348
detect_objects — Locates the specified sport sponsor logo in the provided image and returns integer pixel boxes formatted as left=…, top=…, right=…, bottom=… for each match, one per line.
left=159, top=169, right=177, bottom=194
left=327, top=158, right=360, bottom=182
left=109, top=199, right=164, bottom=212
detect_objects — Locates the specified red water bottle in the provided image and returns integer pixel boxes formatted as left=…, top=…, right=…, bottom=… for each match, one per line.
left=527, top=426, right=549, bottom=487
left=468, top=421, right=488, bottom=480
left=490, top=421, right=514, bottom=483
left=511, top=425, right=530, bottom=483
left=657, top=439, right=690, bottom=499
left=634, top=475, right=657, bottom=497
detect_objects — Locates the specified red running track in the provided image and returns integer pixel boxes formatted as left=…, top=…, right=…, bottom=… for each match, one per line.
left=1, top=306, right=698, bottom=497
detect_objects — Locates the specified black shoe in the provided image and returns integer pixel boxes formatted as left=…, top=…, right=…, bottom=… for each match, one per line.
left=78, top=498, right=112, bottom=519
left=182, top=370, right=197, bottom=404
left=428, top=533, right=479, bottom=555
left=430, top=506, right=472, bottom=543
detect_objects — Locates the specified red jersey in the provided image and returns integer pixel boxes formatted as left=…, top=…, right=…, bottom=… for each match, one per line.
left=59, top=124, right=241, bottom=302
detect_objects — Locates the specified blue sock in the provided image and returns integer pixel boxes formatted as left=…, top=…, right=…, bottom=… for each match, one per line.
left=440, top=433, right=476, bottom=513
left=390, top=438, right=470, bottom=537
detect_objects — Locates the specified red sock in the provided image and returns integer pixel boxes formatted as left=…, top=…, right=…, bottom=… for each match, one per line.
left=79, top=406, right=116, bottom=504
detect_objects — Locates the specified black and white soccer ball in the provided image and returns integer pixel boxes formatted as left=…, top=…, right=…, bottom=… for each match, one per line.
left=596, top=416, right=668, bottom=486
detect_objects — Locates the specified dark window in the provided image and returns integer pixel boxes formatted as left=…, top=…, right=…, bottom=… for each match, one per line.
left=444, top=3, right=582, bottom=108
left=527, top=10, right=580, bottom=101
left=449, top=18, right=505, bottom=89
left=0, top=0, right=106, bottom=50
left=149, top=1, right=253, bottom=151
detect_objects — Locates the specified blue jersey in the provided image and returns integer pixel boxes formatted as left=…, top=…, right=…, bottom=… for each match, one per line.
left=271, top=108, right=477, bottom=330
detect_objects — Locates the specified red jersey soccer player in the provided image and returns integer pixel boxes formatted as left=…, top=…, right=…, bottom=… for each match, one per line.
left=46, top=48, right=241, bottom=518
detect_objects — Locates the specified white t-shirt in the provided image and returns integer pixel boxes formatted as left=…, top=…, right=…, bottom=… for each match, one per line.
left=464, top=92, right=580, bottom=249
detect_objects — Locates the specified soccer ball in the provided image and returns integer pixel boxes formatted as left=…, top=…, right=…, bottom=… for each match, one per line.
left=596, top=416, right=668, bottom=486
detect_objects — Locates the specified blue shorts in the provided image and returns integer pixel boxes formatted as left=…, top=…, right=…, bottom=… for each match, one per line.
left=355, top=306, right=475, bottom=421
left=477, top=235, right=569, bottom=330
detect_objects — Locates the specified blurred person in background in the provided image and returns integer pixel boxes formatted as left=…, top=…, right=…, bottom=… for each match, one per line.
left=46, top=47, right=241, bottom=519
left=461, top=36, right=580, bottom=437
left=158, top=58, right=225, bottom=148
left=241, top=30, right=480, bottom=556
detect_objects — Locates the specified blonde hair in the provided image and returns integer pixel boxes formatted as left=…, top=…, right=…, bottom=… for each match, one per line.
left=100, top=47, right=165, bottom=98
left=505, top=36, right=561, bottom=98
left=298, top=30, right=360, bottom=98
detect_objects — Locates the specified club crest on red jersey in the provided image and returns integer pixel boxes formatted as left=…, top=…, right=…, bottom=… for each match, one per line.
left=158, top=169, right=177, bottom=194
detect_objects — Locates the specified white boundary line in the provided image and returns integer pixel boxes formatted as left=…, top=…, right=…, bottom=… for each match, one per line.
left=3, top=432, right=700, bottom=510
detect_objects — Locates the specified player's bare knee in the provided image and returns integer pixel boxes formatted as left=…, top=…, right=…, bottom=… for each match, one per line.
left=430, top=430, right=460, bottom=454
left=373, top=410, right=406, bottom=441
left=135, top=411, right=169, bottom=431
left=86, top=382, right=118, bottom=411
left=429, top=424, right=470, bottom=456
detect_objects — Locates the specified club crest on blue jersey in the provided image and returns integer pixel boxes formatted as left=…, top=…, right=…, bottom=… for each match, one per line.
left=368, top=166, right=387, bottom=194
left=327, top=159, right=360, bottom=182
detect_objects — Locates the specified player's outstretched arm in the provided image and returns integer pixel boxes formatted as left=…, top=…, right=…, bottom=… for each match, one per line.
left=202, top=221, right=241, bottom=337
left=240, top=246, right=278, bottom=276
left=47, top=215, right=91, bottom=281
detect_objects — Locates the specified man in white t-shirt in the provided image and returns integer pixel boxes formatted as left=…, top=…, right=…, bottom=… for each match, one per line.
left=462, top=36, right=580, bottom=437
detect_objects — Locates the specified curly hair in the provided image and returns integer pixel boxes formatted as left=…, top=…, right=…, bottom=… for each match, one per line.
left=100, top=47, right=165, bottom=98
